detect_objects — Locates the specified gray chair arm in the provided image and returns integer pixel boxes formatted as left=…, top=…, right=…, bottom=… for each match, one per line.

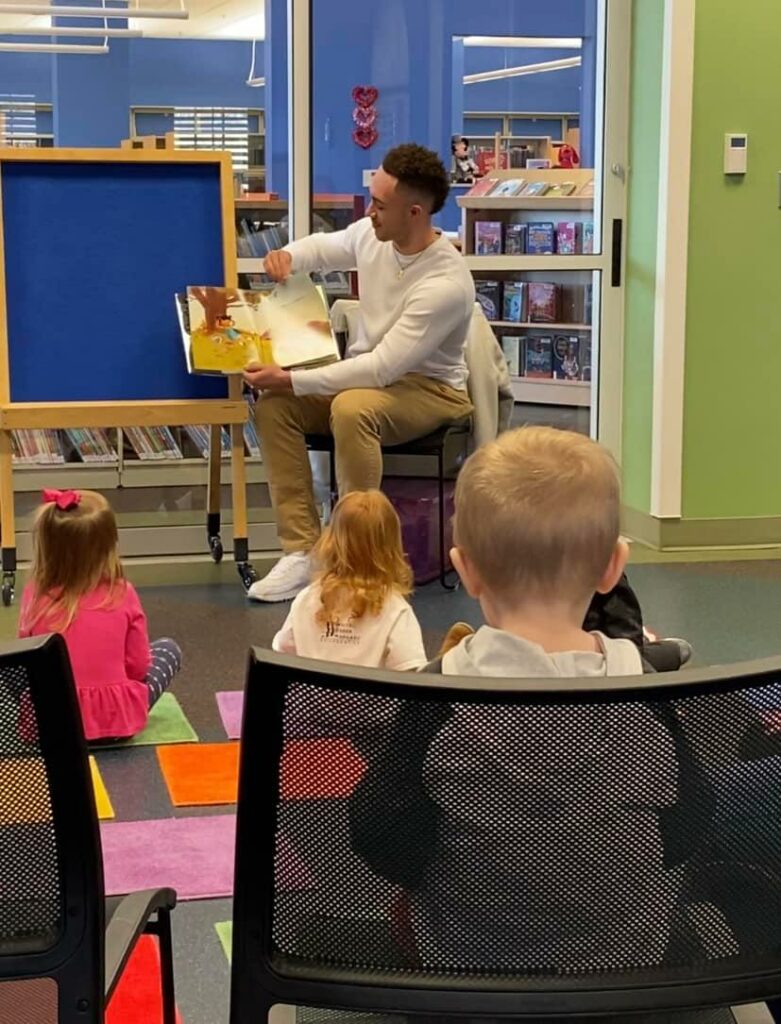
left=104, top=887, right=177, bottom=1002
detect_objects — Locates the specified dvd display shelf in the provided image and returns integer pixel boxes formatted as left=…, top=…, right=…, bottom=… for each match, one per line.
left=458, top=168, right=595, bottom=409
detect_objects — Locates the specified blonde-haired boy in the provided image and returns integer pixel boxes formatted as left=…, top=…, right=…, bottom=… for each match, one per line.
left=445, top=424, right=640, bottom=675
left=351, top=426, right=684, bottom=971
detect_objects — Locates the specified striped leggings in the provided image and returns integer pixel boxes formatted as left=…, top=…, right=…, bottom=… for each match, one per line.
left=145, top=638, right=183, bottom=708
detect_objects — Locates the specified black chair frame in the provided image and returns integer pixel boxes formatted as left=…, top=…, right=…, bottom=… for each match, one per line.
left=0, top=636, right=177, bottom=1024
left=230, top=647, right=781, bottom=1023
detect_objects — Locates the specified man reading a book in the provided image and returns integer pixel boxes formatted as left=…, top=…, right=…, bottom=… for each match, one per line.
left=244, top=143, right=475, bottom=603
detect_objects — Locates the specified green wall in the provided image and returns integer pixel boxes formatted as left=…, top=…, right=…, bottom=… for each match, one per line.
left=621, top=0, right=665, bottom=513
left=682, top=0, right=781, bottom=519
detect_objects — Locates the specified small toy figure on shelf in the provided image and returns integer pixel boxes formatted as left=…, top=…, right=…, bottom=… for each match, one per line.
left=451, top=136, right=482, bottom=183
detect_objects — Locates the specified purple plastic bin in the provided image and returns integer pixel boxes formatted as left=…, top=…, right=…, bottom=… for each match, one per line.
left=382, top=477, right=455, bottom=585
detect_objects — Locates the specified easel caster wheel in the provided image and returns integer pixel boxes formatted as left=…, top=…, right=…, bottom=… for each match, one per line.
left=2, top=580, right=14, bottom=607
left=237, top=562, right=259, bottom=591
left=209, top=535, right=224, bottom=564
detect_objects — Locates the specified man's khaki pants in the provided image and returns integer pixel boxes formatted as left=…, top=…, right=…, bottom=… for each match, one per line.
left=255, top=373, right=473, bottom=552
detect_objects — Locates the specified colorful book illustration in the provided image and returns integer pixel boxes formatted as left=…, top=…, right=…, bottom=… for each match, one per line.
left=555, top=221, right=582, bottom=255
left=524, top=336, right=553, bottom=378
left=474, top=220, right=503, bottom=255
left=553, top=335, right=581, bottom=381
left=504, top=223, right=527, bottom=255
left=490, top=179, right=526, bottom=198
left=527, top=282, right=559, bottom=323
left=475, top=280, right=502, bottom=322
left=520, top=181, right=549, bottom=197
left=526, top=222, right=556, bottom=255
left=177, top=274, right=339, bottom=376
left=465, top=177, right=499, bottom=198
left=583, top=221, right=595, bottom=254
left=546, top=182, right=577, bottom=198
left=500, top=336, right=521, bottom=377
left=502, top=281, right=525, bottom=323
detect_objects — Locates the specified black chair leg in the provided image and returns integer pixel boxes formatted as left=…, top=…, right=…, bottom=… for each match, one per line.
left=157, top=908, right=177, bottom=1024
left=438, top=446, right=457, bottom=591
left=329, top=450, right=337, bottom=508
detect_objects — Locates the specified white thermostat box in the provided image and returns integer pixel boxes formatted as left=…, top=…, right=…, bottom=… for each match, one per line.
left=724, top=133, right=748, bottom=174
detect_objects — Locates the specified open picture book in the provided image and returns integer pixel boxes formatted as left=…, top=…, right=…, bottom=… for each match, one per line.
left=176, top=273, right=340, bottom=375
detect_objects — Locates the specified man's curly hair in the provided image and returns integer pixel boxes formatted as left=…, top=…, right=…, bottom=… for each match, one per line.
left=382, top=143, right=450, bottom=214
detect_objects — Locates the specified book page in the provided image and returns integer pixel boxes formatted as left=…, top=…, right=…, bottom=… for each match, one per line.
left=251, top=274, right=339, bottom=369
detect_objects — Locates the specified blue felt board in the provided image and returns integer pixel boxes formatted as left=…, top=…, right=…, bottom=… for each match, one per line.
left=2, top=161, right=229, bottom=402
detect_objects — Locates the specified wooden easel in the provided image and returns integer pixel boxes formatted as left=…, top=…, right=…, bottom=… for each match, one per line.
left=0, top=148, right=255, bottom=604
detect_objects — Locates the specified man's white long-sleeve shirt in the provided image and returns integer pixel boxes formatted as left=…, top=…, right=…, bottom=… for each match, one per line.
left=284, top=217, right=475, bottom=396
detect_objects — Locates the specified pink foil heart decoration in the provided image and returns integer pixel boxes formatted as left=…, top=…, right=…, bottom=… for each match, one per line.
left=352, top=126, right=378, bottom=149
left=352, top=85, right=379, bottom=108
left=352, top=105, right=378, bottom=128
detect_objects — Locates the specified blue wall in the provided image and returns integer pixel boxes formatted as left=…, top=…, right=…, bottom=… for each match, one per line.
left=461, top=46, right=581, bottom=115
left=129, top=39, right=262, bottom=107
left=0, top=38, right=264, bottom=144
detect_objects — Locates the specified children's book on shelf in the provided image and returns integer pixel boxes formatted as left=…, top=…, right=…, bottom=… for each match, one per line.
left=465, top=177, right=498, bottom=198
left=177, top=274, right=339, bottom=375
left=546, top=181, right=577, bottom=198
left=242, top=395, right=262, bottom=458
left=520, top=181, right=549, bottom=197
left=504, top=223, right=527, bottom=255
left=474, top=221, right=503, bottom=255
left=500, top=336, right=521, bottom=377
left=64, top=428, right=116, bottom=464
left=578, top=179, right=595, bottom=198
left=11, top=429, right=65, bottom=466
left=502, top=281, right=525, bottom=323
left=490, top=179, right=526, bottom=198
left=526, top=223, right=555, bottom=255
left=555, top=221, right=582, bottom=255
left=183, top=425, right=231, bottom=460
left=553, top=335, right=581, bottom=381
left=527, top=282, right=559, bottom=323
left=124, top=427, right=163, bottom=462
left=583, top=221, right=595, bottom=254
left=474, top=280, right=502, bottom=322
left=524, top=336, right=553, bottom=378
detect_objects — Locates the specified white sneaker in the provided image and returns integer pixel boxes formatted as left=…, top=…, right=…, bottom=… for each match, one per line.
left=247, top=552, right=312, bottom=603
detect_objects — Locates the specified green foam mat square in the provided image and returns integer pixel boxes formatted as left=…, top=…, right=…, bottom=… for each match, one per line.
left=90, top=693, right=197, bottom=748
left=215, top=920, right=232, bottom=963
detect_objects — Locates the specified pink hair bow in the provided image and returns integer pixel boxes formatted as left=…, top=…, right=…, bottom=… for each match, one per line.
left=42, top=488, right=81, bottom=511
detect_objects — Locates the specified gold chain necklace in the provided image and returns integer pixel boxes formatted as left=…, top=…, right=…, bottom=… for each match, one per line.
left=392, top=244, right=429, bottom=280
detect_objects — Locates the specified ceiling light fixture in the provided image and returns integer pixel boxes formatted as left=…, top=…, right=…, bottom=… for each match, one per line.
left=464, top=56, right=581, bottom=84
left=462, top=35, right=582, bottom=49
left=0, top=39, right=107, bottom=50
left=0, top=23, right=141, bottom=34
left=245, top=37, right=264, bottom=86
left=0, top=3, right=187, bottom=17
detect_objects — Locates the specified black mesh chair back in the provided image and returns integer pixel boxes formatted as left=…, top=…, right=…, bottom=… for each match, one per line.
left=231, top=648, right=781, bottom=1021
left=0, top=636, right=103, bottom=1023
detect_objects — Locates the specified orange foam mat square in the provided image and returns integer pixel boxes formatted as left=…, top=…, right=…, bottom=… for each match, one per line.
left=157, top=737, right=367, bottom=807
left=157, top=742, right=240, bottom=806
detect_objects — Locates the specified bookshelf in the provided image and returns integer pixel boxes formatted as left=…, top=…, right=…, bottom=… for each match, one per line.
left=457, top=168, right=595, bottom=410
